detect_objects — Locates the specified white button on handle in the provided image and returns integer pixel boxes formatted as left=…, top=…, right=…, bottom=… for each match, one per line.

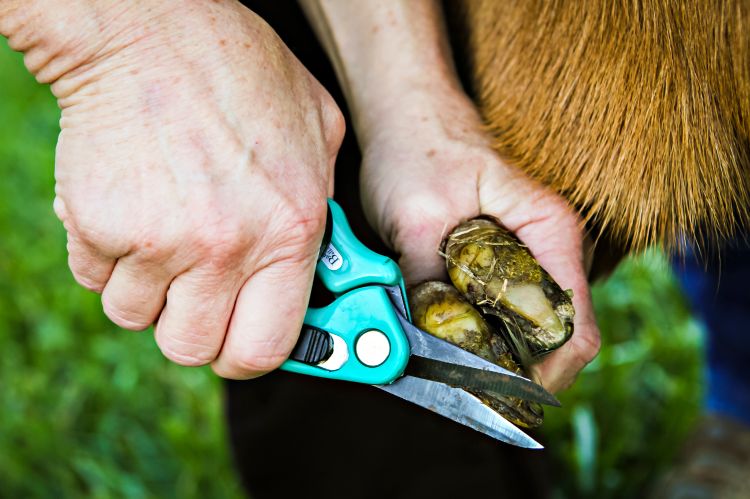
left=355, top=330, right=391, bottom=367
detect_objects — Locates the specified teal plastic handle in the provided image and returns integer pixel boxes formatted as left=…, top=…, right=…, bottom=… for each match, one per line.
left=316, top=199, right=402, bottom=292
left=281, top=286, right=410, bottom=385
left=280, top=199, right=411, bottom=384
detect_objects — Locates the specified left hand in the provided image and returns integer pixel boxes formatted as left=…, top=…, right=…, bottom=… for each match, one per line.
left=359, top=88, right=600, bottom=394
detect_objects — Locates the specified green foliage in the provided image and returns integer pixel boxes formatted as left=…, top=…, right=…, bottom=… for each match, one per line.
left=0, top=41, right=244, bottom=499
left=0, top=38, right=702, bottom=498
left=544, top=253, right=704, bottom=498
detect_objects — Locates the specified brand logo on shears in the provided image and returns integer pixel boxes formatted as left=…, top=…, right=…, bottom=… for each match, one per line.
left=321, top=243, right=343, bottom=271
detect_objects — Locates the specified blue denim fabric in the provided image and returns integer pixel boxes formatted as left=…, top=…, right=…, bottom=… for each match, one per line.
left=675, top=242, right=750, bottom=426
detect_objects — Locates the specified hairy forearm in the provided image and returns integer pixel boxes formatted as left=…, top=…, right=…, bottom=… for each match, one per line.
left=298, top=0, right=471, bottom=145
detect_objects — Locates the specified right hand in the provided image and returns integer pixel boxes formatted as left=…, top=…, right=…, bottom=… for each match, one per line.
left=5, top=0, right=344, bottom=378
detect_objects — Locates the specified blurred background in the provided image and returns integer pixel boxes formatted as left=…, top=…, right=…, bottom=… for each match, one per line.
left=0, top=39, right=703, bottom=498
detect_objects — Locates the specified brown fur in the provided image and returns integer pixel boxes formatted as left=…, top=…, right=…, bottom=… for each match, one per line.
left=446, top=0, right=750, bottom=254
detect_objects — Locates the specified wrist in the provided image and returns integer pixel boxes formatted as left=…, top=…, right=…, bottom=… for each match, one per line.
left=0, top=0, right=179, bottom=87
left=301, top=1, right=477, bottom=148
left=359, top=81, right=489, bottom=154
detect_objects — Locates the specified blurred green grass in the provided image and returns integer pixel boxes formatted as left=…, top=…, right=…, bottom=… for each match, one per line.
left=0, top=42, right=244, bottom=498
left=0, top=38, right=702, bottom=498
left=545, top=253, right=704, bottom=497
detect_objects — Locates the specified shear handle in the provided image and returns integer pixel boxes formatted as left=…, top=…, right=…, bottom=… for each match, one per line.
left=280, top=286, right=410, bottom=384
left=316, top=199, right=404, bottom=296
left=280, top=199, right=412, bottom=384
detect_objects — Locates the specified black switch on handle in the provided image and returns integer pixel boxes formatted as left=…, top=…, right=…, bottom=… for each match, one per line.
left=291, top=326, right=334, bottom=365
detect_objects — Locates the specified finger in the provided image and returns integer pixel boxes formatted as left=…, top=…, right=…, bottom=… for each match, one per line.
left=520, top=232, right=600, bottom=392
left=101, top=256, right=172, bottom=330
left=154, top=267, right=245, bottom=367
left=211, top=256, right=317, bottom=379
left=517, top=221, right=600, bottom=392
left=531, top=303, right=600, bottom=393
left=480, top=176, right=601, bottom=392
left=66, top=232, right=116, bottom=292
left=519, top=225, right=600, bottom=392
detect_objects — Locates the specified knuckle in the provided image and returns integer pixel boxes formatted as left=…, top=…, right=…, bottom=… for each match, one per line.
left=76, top=223, right=120, bottom=253
left=321, top=94, right=345, bottom=154
left=70, top=269, right=106, bottom=293
left=53, top=196, right=69, bottom=223
left=101, top=299, right=152, bottom=331
left=191, top=219, right=249, bottom=268
left=67, top=255, right=107, bottom=292
left=131, top=231, right=175, bottom=262
left=156, top=331, right=218, bottom=367
left=273, top=201, right=329, bottom=257
left=60, top=204, right=131, bottom=256
left=290, top=203, right=328, bottom=240
left=53, top=191, right=111, bottom=245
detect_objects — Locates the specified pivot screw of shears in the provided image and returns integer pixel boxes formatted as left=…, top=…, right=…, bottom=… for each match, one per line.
left=355, top=330, right=391, bottom=367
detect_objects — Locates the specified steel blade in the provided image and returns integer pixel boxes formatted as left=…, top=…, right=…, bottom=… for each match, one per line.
left=385, top=285, right=530, bottom=378
left=406, top=355, right=559, bottom=406
left=383, top=285, right=559, bottom=406
left=378, top=375, right=543, bottom=449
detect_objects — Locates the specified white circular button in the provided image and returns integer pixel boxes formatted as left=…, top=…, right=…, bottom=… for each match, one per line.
left=355, top=330, right=391, bottom=367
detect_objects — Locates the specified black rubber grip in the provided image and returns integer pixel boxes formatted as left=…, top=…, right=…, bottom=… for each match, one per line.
left=290, top=326, right=334, bottom=365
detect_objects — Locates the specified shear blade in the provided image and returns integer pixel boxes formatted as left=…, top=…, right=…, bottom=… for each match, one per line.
left=406, top=355, right=560, bottom=407
left=378, top=375, right=543, bottom=449
left=385, top=287, right=559, bottom=407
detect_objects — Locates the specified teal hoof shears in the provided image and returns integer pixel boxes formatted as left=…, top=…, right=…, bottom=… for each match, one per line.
left=280, top=199, right=559, bottom=449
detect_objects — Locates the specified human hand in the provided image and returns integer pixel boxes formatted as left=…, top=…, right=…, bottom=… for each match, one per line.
left=360, top=89, right=599, bottom=393
left=2, top=0, right=344, bottom=378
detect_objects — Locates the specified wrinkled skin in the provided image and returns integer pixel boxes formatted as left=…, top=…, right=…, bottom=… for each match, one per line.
left=2, top=0, right=344, bottom=378
left=2, top=0, right=599, bottom=392
left=360, top=84, right=600, bottom=393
